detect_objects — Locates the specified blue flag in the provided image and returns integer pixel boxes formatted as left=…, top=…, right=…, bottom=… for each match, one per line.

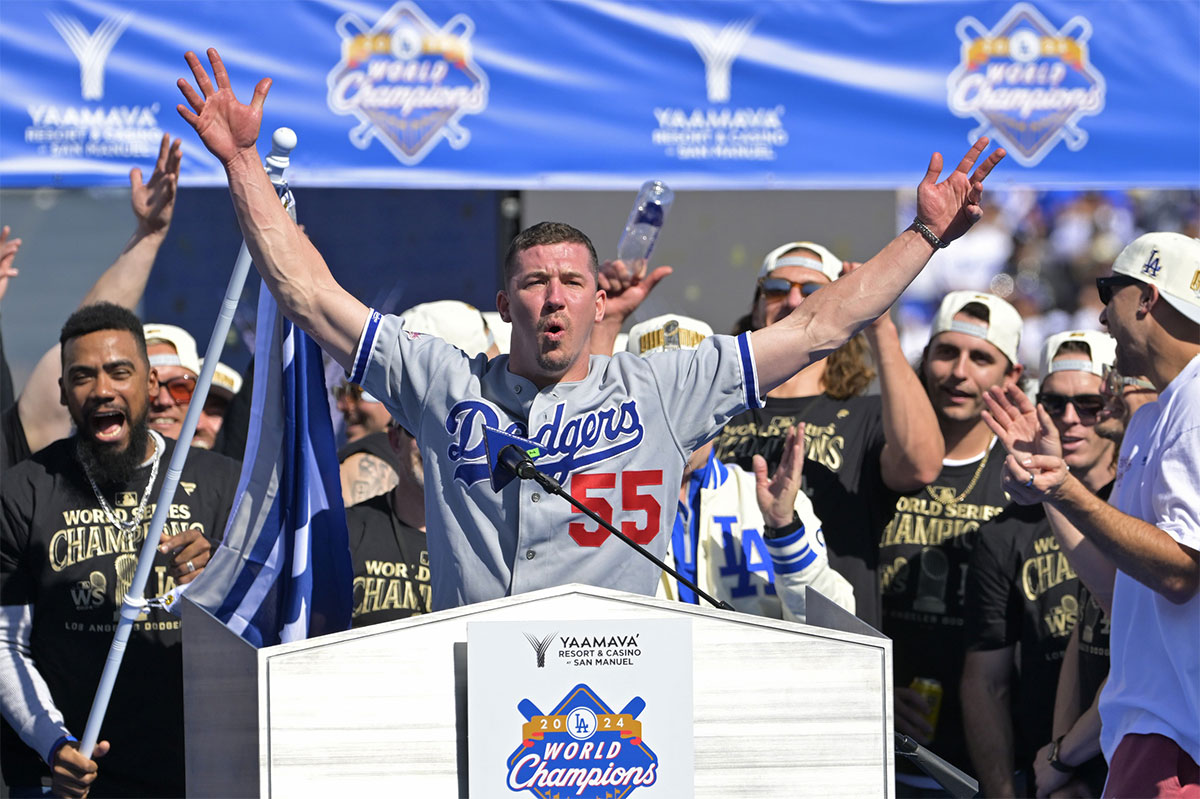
left=182, top=287, right=353, bottom=647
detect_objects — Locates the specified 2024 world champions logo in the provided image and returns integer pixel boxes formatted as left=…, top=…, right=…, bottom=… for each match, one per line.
left=507, top=684, right=658, bottom=798
left=326, top=0, right=489, bottom=165
left=947, top=3, right=1106, bottom=167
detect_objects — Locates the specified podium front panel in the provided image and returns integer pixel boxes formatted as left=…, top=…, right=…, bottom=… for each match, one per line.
left=184, top=585, right=893, bottom=798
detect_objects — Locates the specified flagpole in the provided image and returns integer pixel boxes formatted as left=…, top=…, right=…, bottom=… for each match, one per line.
left=79, top=128, right=298, bottom=759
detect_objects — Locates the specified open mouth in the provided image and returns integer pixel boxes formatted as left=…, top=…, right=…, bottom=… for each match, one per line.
left=540, top=319, right=567, bottom=343
left=942, top=386, right=975, bottom=403
left=89, top=409, right=127, bottom=443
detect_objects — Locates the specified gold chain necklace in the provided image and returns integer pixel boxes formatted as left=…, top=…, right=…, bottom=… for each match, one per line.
left=926, top=439, right=992, bottom=506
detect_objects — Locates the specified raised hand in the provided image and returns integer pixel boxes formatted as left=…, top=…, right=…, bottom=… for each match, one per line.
left=753, top=423, right=806, bottom=528
left=982, top=384, right=1061, bottom=461
left=176, top=48, right=271, bottom=166
left=130, top=134, right=182, bottom=236
left=0, top=226, right=21, bottom=304
left=597, top=258, right=673, bottom=326
left=915, top=138, right=1006, bottom=244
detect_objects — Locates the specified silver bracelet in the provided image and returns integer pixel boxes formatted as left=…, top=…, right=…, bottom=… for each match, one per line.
left=911, top=218, right=949, bottom=249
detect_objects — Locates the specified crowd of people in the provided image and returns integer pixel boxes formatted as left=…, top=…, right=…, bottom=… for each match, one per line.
left=0, top=47, right=1196, bottom=799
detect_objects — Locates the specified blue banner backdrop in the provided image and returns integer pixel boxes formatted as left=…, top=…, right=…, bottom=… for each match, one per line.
left=1, top=0, right=1197, bottom=189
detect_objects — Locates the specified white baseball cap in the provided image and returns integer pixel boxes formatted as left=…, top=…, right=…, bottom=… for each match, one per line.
left=1039, top=330, right=1117, bottom=379
left=758, top=241, right=842, bottom=282
left=199, top=358, right=244, bottom=398
left=143, top=323, right=200, bottom=375
left=480, top=311, right=511, bottom=355
left=400, top=300, right=494, bottom=357
left=930, top=291, right=1023, bottom=365
left=627, top=314, right=713, bottom=356
left=1110, top=232, right=1200, bottom=324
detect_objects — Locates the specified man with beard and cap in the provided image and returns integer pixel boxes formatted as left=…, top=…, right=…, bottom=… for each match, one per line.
left=0, top=303, right=240, bottom=798
left=176, top=46, right=1003, bottom=612
left=985, top=232, right=1200, bottom=798
left=961, top=330, right=1118, bottom=797
left=714, top=243, right=946, bottom=630
left=877, top=290, right=1024, bottom=794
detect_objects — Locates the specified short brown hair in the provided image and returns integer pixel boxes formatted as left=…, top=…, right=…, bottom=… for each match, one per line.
left=503, top=222, right=599, bottom=285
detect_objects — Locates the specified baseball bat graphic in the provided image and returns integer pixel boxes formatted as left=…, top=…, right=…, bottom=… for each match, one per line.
left=617, top=697, right=646, bottom=744
left=518, top=699, right=545, bottom=747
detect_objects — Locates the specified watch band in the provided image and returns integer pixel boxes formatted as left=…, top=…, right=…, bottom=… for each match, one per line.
left=763, top=510, right=803, bottom=540
left=1048, top=735, right=1074, bottom=774
left=910, top=218, right=949, bottom=249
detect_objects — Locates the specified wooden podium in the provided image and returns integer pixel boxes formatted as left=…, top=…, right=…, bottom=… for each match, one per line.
left=182, top=584, right=893, bottom=797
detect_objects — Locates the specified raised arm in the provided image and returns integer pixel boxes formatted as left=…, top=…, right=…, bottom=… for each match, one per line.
left=81, top=134, right=181, bottom=305
left=838, top=261, right=944, bottom=489
left=19, top=137, right=183, bottom=455
left=176, top=48, right=367, bottom=370
left=750, top=140, right=1005, bottom=392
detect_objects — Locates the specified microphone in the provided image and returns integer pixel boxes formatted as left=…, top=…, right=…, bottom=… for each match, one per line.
left=499, top=444, right=538, bottom=481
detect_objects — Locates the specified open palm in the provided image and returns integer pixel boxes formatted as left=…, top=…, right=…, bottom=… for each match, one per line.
left=915, top=138, right=1006, bottom=243
left=983, top=384, right=1062, bottom=461
left=177, top=49, right=271, bottom=165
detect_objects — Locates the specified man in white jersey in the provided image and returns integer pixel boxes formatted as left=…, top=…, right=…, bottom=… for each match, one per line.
left=985, top=232, right=1200, bottom=798
left=174, top=47, right=1005, bottom=611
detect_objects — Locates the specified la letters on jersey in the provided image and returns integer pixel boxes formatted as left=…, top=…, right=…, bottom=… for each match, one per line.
left=444, top=399, right=645, bottom=485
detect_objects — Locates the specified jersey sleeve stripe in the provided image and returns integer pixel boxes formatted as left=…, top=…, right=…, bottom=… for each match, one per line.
left=770, top=541, right=819, bottom=574
left=767, top=525, right=820, bottom=574
left=349, top=309, right=383, bottom=386
left=737, top=332, right=764, bottom=410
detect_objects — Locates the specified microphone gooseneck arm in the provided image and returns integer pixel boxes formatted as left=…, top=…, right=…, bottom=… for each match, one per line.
left=498, top=446, right=734, bottom=612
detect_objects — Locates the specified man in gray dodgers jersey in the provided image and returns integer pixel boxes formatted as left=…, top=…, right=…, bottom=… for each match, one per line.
left=176, top=48, right=1005, bottom=610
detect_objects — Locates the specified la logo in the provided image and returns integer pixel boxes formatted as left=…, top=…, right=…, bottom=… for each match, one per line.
left=1141, top=249, right=1162, bottom=278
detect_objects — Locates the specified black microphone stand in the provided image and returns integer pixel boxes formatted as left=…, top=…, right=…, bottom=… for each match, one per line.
left=498, top=445, right=734, bottom=611
left=894, top=733, right=980, bottom=798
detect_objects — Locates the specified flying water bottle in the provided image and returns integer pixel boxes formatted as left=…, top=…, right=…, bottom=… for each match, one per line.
left=617, top=180, right=674, bottom=263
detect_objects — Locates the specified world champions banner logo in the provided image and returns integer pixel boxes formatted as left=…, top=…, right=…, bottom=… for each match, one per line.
left=506, top=684, right=659, bottom=797
left=946, top=2, right=1106, bottom=167
left=326, top=0, right=489, bottom=165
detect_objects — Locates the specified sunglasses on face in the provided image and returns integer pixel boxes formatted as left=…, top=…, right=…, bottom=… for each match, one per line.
left=1101, top=364, right=1155, bottom=398
left=1036, top=392, right=1106, bottom=421
left=758, top=276, right=824, bottom=300
left=158, top=375, right=197, bottom=404
left=1095, top=274, right=1142, bottom=306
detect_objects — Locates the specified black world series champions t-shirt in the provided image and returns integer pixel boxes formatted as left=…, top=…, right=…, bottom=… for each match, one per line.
left=716, top=393, right=893, bottom=629
left=347, top=493, right=431, bottom=627
left=879, top=441, right=1010, bottom=773
left=963, top=502, right=1077, bottom=778
left=0, top=435, right=240, bottom=797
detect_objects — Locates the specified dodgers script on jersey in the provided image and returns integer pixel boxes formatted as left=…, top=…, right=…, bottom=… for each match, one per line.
left=349, top=310, right=763, bottom=610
